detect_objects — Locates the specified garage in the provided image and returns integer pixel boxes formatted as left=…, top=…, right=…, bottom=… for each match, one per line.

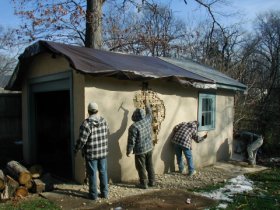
left=28, top=72, right=74, bottom=179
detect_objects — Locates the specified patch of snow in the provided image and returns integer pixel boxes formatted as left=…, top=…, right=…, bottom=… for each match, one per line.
left=199, top=175, right=254, bottom=208
left=217, top=203, right=228, bottom=209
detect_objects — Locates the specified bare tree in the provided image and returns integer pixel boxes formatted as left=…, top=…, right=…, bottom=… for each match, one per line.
left=233, top=10, right=280, bottom=155
left=11, top=0, right=86, bottom=45
left=0, top=26, right=19, bottom=76
left=104, top=3, right=187, bottom=56
left=11, top=0, right=229, bottom=49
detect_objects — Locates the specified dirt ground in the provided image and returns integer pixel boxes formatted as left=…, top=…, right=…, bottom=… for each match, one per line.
left=93, top=189, right=217, bottom=210
left=38, top=160, right=267, bottom=210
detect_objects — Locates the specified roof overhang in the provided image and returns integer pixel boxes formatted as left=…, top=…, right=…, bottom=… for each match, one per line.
left=6, top=41, right=245, bottom=92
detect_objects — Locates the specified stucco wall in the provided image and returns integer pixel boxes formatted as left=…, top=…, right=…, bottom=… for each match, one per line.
left=72, top=70, right=86, bottom=182
left=80, top=76, right=235, bottom=183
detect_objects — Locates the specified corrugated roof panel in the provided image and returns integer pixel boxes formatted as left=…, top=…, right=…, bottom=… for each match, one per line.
left=160, top=57, right=247, bottom=91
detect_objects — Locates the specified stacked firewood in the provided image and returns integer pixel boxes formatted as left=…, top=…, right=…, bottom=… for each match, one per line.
left=0, top=160, right=45, bottom=200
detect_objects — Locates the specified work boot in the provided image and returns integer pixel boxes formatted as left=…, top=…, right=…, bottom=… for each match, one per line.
left=136, top=183, right=148, bottom=189
left=248, top=160, right=256, bottom=167
left=179, top=168, right=187, bottom=175
left=99, top=193, right=108, bottom=199
left=188, top=170, right=197, bottom=177
left=88, top=194, right=98, bottom=201
left=248, top=163, right=256, bottom=168
left=148, top=181, right=155, bottom=187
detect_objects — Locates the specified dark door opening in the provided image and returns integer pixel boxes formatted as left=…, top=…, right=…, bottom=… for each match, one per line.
left=34, top=90, right=72, bottom=179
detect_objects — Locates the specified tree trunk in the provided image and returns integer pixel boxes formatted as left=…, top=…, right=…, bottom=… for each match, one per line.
left=85, top=0, right=104, bottom=49
left=6, top=161, right=32, bottom=185
left=0, top=170, right=5, bottom=191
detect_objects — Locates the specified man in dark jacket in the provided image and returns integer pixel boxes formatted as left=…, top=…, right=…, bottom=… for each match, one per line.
left=74, top=102, right=109, bottom=200
left=171, top=121, right=207, bottom=176
left=235, top=131, right=263, bottom=166
left=127, top=103, right=155, bottom=189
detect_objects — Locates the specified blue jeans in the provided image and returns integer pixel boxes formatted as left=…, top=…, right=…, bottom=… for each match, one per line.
left=174, top=144, right=194, bottom=174
left=247, top=136, right=263, bottom=165
left=86, top=158, right=108, bottom=199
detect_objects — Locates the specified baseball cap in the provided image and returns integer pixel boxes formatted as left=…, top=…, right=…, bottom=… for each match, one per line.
left=88, top=102, right=98, bottom=112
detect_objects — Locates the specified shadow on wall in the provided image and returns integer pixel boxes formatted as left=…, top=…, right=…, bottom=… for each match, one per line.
left=160, top=131, right=175, bottom=173
left=216, top=138, right=231, bottom=161
left=108, top=104, right=129, bottom=182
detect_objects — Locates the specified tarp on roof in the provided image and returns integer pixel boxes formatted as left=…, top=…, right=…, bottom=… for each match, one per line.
left=6, top=41, right=245, bottom=91
left=6, top=41, right=213, bottom=90
left=160, top=57, right=247, bottom=91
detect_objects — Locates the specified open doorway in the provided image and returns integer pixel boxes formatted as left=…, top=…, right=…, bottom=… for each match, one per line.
left=34, top=90, right=72, bottom=179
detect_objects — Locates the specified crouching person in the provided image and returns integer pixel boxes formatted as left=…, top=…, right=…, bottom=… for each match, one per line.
left=235, top=131, right=263, bottom=166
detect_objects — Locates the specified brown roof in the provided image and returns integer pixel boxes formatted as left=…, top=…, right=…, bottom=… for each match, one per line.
left=7, top=41, right=216, bottom=90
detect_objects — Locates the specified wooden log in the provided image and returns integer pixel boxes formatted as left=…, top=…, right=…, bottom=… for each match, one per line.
left=25, top=180, right=33, bottom=190
left=0, top=183, right=9, bottom=200
left=6, top=160, right=32, bottom=185
left=0, top=169, right=5, bottom=191
left=15, top=186, right=28, bottom=198
left=0, top=175, right=19, bottom=200
left=29, top=164, right=43, bottom=179
left=31, top=179, right=46, bottom=193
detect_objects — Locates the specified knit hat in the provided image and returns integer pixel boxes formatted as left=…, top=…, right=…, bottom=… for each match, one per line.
left=88, top=102, right=98, bottom=112
left=131, top=108, right=145, bottom=122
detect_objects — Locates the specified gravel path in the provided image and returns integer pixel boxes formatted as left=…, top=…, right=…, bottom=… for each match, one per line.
left=40, top=161, right=267, bottom=209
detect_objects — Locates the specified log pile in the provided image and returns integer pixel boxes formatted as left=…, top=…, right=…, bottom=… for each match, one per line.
left=0, top=160, right=45, bottom=200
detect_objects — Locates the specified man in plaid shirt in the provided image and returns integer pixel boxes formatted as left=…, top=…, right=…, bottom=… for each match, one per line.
left=127, top=102, right=155, bottom=189
left=171, top=121, right=207, bottom=176
left=74, top=102, right=109, bottom=200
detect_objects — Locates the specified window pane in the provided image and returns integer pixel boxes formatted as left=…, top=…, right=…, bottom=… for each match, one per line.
left=208, top=99, right=212, bottom=110
left=205, top=112, right=212, bottom=125
left=202, top=113, right=205, bottom=126
left=202, top=99, right=206, bottom=111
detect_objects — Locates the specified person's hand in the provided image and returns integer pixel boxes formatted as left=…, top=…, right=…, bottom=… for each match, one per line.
left=143, top=99, right=148, bottom=106
left=203, top=132, right=208, bottom=139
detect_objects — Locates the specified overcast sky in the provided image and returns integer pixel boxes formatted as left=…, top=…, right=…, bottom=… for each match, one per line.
left=0, top=0, right=280, bottom=29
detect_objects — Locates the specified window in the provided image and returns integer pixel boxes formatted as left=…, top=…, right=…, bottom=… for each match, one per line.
left=198, top=93, right=216, bottom=131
